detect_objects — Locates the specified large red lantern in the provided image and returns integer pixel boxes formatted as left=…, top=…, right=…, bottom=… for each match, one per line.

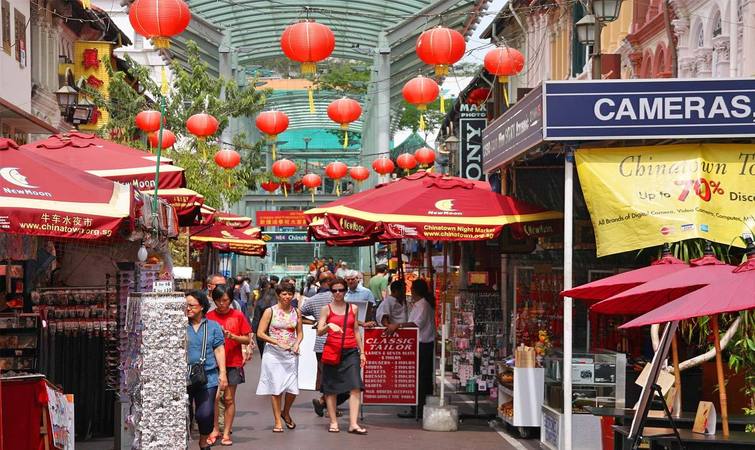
left=261, top=180, right=280, bottom=193
left=466, top=87, right=491, bottom=105
left=402, top=76, right=440, bottom=130
left=325, top=161, right=348, bottom=196
left=255, top=111, right=289, bottom=160
left=372, top=157, right=395, bottom=176
left=271, top=159, right=297, bottom=196
left=396, top=153, right=417, bottom=173
left=148, top=129, right=176, bottom=149
left=415, top=26, right=466, bottom=77
left=414, top=147, right=436, bottom=167
left=301, top=173, right=322, bottom=203
left=280, top=20, right=335, bottom=75
left=349, top=166, right=370, bottom=183
left=135, top=110, right=163, bottom=133
left=128, top=0, right=191, bottom=48
left=327, top=98, right=361, bottom=148
left=214, top=149, right=241, bottom=170
left=186, top=113, right=219, bottom=139
left=484, top=47, right=525, bottom=107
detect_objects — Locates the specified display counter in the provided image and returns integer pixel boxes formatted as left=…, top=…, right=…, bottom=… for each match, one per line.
left=496, top=365, right=544, bottom=437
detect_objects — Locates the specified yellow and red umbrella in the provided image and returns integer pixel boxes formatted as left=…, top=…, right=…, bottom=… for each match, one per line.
left=189, top=222, right=266, bottom=256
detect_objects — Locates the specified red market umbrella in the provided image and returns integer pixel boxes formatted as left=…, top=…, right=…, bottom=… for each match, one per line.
left=158, top=188, right=203, bottom=225
left=561, top=248, right=687, bottom=302
left=22, top=132, right=185, bottom=190
left=199, top=204, right=254, bottom=229
left=305, top=171, right=562, bottom=241
left=0, top=138, right=136, bottom=240
left=620, top=248, right=755, bottom=437
left=189, top=222, right=266, bottom=256
left=590, top=253, right=735, bottom=315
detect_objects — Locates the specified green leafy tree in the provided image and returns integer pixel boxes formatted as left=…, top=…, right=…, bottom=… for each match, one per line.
left=316, top=60, right=370, bottom=95
left=86, top=41, right=268, bottom=208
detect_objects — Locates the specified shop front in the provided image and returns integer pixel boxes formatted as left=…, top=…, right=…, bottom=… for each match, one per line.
left=480, top=78, right=755, bottom=449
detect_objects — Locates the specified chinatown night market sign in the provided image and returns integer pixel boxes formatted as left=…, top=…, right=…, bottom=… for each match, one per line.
left=544, top=79, right=755, bottom=140
left=576, top=143, right=755, bottom=256
left=362, top=328, right=419, bottom=405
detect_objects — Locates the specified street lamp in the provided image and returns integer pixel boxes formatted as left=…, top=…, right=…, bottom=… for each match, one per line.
left=55, top=85, right=94, bottom=125
left=444, top=135, right=459, bottom=154
left=576, top=0, right=624, bottom=79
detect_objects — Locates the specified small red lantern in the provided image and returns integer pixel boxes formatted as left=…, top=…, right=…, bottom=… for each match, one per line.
left=271, top=159, right=297, bottom=197
left=128, top=0, right=191, bottom=49
left=135, top=110, right=163, bottom=133
left=372, top=157, right=395, bottom=175
left=349, top=166, right=370, bottom=183
left=256, top=110, right=289, bottom=159
left=415, top=26, right=466, bottom=77
left=327, top=98, right=361, bottom=148
left=301, top=173, right=322, bottom=203
left=484, top=47, right=524, bottom=107
left=402, top=76, right=440, bottom=130
left=325, top=161, right=348, bottom=195
left=396, top=153, right=418, bottom=172
left=414, top=147, right=436, bottom=167
left=214, top=148, right=241, bottom=170
left=280, top=20, right=335, bottom=75
left=186, top=113, right=219, bottom=139
left=261, top=181, right=280, bottom=193
left=148, top=129, right=176, bottom=149
left=466, top=87, right=491, bottom=105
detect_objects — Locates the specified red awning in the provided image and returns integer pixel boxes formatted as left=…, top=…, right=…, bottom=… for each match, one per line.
left=0, top=138, right=135, bottom=240
left=199, top=204, right=254, bottom=229
left=189, top=222, right=266, bottom=256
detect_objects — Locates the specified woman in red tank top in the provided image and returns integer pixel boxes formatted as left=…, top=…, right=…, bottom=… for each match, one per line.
left=317, top=278, right=367, bottom=435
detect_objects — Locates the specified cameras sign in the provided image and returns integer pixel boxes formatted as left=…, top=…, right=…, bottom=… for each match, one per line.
left=458, top=104, right=487, bottom=180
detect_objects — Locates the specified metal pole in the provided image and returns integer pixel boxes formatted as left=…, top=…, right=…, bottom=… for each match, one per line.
left=376, top=31, right=391, bottom=186
left=563, top=149, right=574, bottom=450
left=439, top=243, right=448, bottom=407
left=592, top=23, right=602, bottom=79
left=152, top=95, right=166, bottom=229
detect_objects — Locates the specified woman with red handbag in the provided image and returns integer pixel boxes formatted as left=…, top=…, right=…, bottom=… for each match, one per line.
left=316, top=278, right=368, bottom=435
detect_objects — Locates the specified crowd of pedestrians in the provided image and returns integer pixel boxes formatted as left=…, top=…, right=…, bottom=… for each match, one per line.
left=185, top=262, right=437, bottom=448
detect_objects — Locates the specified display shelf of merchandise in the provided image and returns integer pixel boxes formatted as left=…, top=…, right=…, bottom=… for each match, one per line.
left=496, top=366, right=544, bottom=434
left=0, top=314, right=40, bottom=372
left=540, top=349, right=626, bottom=450
left=512, top=266, right=563, bottom=355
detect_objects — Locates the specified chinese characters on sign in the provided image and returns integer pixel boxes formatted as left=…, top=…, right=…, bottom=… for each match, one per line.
left=362, top=328, right=419, bottom=405
left=255, top=210, right=309, bottom=227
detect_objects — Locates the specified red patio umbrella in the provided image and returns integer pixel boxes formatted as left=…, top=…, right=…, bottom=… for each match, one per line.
left=561, top=247, right=687, bottom=302
left=158, top=188, right=203, bottom=225
left=305, top=171, right=562, bottom=241
left=620, top=247, right=755, bottom=437
left=590, top=252, right=735, bottom=315
left=22, top=132, right=185, bottom=190
left=189, top=222, right=266, bottom=256
left=199, top=204, right=254, bottom=229
left=0, top=138, right=136, bottom=240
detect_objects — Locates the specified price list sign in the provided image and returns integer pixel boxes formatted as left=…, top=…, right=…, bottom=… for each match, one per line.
left=362, top=328, right=419, bottom=405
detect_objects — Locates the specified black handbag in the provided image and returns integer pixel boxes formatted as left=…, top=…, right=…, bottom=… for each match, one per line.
left=188, top=321, right=209, bottom=388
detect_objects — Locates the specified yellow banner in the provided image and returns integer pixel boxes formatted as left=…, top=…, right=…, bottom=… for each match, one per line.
left=576, top=144, right=755, bottom=256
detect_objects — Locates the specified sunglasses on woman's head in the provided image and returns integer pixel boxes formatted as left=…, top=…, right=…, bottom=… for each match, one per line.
left=331, top=288, right=346, bottom=293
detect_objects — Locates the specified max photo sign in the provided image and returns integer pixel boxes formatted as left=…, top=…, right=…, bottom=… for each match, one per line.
left=458, top=104, right=487, bottom=180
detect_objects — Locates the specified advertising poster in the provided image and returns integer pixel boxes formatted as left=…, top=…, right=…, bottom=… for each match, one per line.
left=362, top=328, right=418, bottom=405
left=576, top=143, right=755, bottom=256
left=45, top=385, right=73, bottom=449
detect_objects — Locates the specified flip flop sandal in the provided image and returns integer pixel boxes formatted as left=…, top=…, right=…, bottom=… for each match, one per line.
left=206, top=434, right=220, bottom=445
left=348, top=427, right=368, bottom=435
left=221, top=438, right=233, bottom=446
left=328, top=426, right=340, bottom=433
left=282, top=416, right=296, bottom=429
left=272, top=427, right=284, bottom=433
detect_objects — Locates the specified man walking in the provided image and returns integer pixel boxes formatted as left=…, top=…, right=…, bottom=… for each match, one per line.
left=368, top=265, right=389, bottom=304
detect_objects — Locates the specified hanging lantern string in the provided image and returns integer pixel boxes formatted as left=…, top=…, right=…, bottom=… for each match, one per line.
left=308, top=86, right=316, bottom=114
left=440, top=93, right=445, bottom=114
left=343, top=130, right=348, bottom=148
left=501, top=76, right=510, bottom=107
left=283, top=181, right=288, bottom=198
left=419, top=112, right=426, bottom=131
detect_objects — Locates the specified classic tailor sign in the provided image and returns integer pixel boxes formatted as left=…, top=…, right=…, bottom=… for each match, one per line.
left=544, top=79, right=755, bottom=140
left=362, top=327, right=419, bottom=405
left=458, top=103, right=487, bottom=180
left=576, top=143, right=755, bottom=256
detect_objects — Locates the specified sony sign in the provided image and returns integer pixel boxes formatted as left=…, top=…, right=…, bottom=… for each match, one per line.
left=458, top=104, right=487, bottom=180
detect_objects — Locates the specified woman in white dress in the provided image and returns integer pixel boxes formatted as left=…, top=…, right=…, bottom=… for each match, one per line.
left=256, top=281, right=303, bottom=432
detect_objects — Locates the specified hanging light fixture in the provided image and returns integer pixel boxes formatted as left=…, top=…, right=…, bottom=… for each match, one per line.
left=576, top=14, right=597, bottom=46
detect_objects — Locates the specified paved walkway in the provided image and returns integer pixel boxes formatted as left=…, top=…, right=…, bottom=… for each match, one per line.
left=78, top=357, right=540, bottom=450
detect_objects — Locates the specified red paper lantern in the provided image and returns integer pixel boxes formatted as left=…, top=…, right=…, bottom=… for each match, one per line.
left=128, top=0, right=191, bottom=49
left=135, top=110, right=163, bottom=133
left=466, top=87, right=491, bottom=105
left=396, top=153, right=417, bottom=171
left=415, top=26, right=466, bottom=77
left=302, top=173, right=322, bottom=189
left=186, top=113, right=219, bottom=139
left=372, top=157, right=395, bottom=175
left=255, top=111, right=289, bottom=139
left=148, top=129, right=176, bottom=149
left=327, top=98, right=361, bottom=130
left=414, top=147, right=436, bottom=166
left=280, top=20, right=335, bottom=74
left=261, top=181, right=280, bottom=193
left=272, top=159, right=297, bottom=180
left=349, top=166, right=370, bottom=182
left=214, top=149, right=241, bottom=170
left=483, top=47, right=525, bottom=83
left=402, top=75, right=439, bottom=111
left=325, top=161, right=348, bottom=180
